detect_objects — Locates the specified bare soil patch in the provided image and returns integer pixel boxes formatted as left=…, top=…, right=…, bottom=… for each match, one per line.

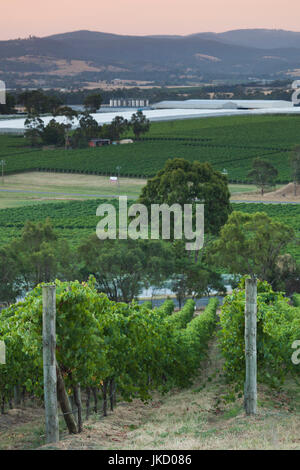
left=231, top=182, right=300, bottom=202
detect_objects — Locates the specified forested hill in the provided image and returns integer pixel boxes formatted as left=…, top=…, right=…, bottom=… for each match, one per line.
left=2, top=29, right=300, bottom=87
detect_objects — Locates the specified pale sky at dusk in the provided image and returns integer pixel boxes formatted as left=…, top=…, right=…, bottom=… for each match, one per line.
left=1, top=0, right=300, bottom=40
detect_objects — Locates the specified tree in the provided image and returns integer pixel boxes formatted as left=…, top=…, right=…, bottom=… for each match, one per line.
left=10, top=219, right=74, bottom=291
left=247, top=158, right=278, bottom=196
left=0, top=244, right=20, bottom=304
left=209, top=211, right=295, bottom=286
left=72, top=112, right=101, bottom=147
left=290, top=146, right=300, bottom=196
left=24, top=113, right=44, bottom=147
left=139, top=158, right=231, bottom=236
left=41, top=119, right=66, bottom=146
left=78, top=237, right=172, bottom=303
left=18, top=90, right=61, bottom=114
left=47, top=95, right=63, bottom=114
left=84, top=93, right=102, bottom=113
left=0, top=93, right=16, bottom=114
left=273, top=254, right=300, bottom=294
left=107, top=116, right=129, bottom=141
left=170, top=241, right=225, bottom=307
left=130, top=110, right=150, bottom=139
left=53, top=106, right=78, bottom=149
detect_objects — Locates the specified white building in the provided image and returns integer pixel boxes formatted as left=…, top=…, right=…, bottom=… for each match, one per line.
left=152, top=99, right=293, bottom=110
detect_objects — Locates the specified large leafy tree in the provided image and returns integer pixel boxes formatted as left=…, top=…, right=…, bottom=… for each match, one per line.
left=41, top=119, right=66, bottom=146
left=130, top=110, right=150, bottom=139
left=139, top=158, right=231, bottom=236
left=24, top=113, right=45, bottom=147
left=247, top=157, right=278, bottom=196
left=9, top=219, right=74, bottom=291
left=107, top=116, right=129, bottom=141
left=209, top=211, right=295, bottom=286
left=53, top=106, right=78, bottom=149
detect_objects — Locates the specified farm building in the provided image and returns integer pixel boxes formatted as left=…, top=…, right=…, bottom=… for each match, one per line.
left=152, top=99, right=293, bottom=110
left=88, top=138, right=111, bottom=147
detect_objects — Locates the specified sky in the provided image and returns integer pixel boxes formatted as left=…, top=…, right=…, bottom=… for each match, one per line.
left=0, top=0, right=300, bottom=40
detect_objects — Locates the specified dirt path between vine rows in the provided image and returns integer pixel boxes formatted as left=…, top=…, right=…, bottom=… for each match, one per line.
left=40, top=334, right=300, bottom=451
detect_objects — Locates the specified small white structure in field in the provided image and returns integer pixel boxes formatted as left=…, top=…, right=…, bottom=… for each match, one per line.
left=119, top=139, right=134, bottom=144
left=110, top=176, right=118, bottom=183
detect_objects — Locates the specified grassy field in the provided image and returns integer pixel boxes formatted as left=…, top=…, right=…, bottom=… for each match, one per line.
left=1, top=114, right=300, bottom=183
left=0, top=172, right=146, bottom=209
left=1, top=335, right=299, bottom=450
left=0, top=171, right=260, bottom=209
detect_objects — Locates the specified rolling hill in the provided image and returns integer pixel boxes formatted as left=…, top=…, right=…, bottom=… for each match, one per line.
left=1, top=29, right=300, bottom=87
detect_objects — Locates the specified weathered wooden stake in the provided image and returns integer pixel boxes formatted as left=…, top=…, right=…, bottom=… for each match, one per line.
left=56, top=361, right=78, bottom=434
left=73, top=384, right=83, bottom=433
left=42, top=285, right=59, bottom=443
left=244, top=277, right=257, bottom=415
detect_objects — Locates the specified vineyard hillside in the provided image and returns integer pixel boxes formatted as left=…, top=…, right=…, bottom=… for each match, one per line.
left=1, top=114, right=300, bottom=183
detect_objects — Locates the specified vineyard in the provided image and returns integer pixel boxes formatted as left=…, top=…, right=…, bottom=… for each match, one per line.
left=1, top=114, right=300, bottom=182
left=0, top=279, right=218, bottom=435
left=1, top=278, right=299, bottom=449
left=0, top=112, right=300, bottom=449
left=219, top=279, right=300, bottom=389
left=0, top=199, right=298, bottom=260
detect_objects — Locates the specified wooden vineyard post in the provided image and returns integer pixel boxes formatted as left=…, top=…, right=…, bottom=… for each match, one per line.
left=42, top=285, right=59, bottom=443
left=244, top=277, right=257, bottom=416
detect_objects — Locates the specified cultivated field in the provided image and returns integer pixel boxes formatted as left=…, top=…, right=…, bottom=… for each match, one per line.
left=1, top=114, right=299, bottom=182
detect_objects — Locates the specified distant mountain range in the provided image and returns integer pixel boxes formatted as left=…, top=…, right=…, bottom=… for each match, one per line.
left=1, top=29, right=300, bottom=88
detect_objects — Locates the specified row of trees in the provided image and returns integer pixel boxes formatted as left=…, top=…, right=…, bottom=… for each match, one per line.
left=0, top=211, right=296, bottom=307
left=0, top=90, right=103, bottom=115
left=0, top=218, right=225, bottom=307
left=0, top=158, right=298, bottom=307
left=25, top=109, right=150, bottom=148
